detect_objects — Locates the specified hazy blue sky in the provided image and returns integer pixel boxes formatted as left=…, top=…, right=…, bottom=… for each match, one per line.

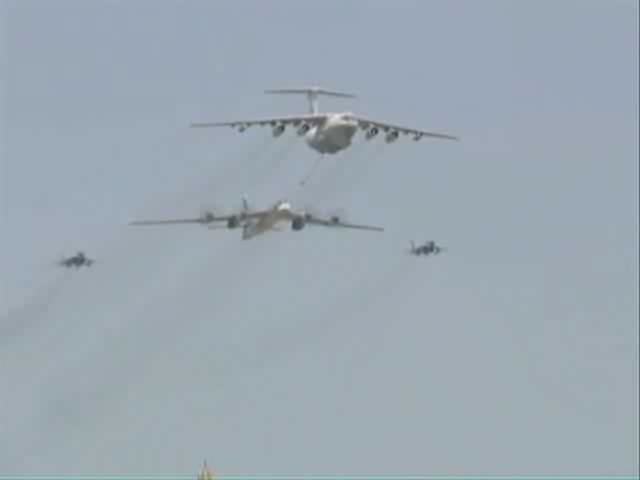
left=1, top=0, right=638, bottom=476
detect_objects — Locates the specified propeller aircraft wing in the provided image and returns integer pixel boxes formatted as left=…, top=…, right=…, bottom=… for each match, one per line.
left=300, top=212, right=384, bottom=232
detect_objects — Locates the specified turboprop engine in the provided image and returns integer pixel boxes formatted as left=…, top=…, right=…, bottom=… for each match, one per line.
left=291, top=216, right=306, bottom=231
left=227, top=216, right=240, bottom=229
left=272, top=123, right=286, bottom=137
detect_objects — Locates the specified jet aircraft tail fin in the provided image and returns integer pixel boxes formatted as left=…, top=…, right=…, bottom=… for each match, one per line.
left=264, top=86, right=356, bottom=114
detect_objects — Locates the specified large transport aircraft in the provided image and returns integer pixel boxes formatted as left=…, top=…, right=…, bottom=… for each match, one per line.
left=191, top=86, right=458, bottom=155
left=129, top=197, right=384, bottom=240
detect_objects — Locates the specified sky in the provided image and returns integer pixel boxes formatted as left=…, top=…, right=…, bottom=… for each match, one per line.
left=1, top=0, right=638, bottom=476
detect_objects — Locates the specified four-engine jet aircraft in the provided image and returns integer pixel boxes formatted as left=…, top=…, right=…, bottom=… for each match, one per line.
left=129, top=198, right=384, bottom=240
left=408, top=240, right=445, bottom=256
left=190, top=86, right=458, bottom=155
left=58, top=251, right=94, bottom=268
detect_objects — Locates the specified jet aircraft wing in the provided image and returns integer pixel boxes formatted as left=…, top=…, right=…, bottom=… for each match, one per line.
left=345, top=114, right=459, bottom=141
left=190, top=114, right=327, bottom=130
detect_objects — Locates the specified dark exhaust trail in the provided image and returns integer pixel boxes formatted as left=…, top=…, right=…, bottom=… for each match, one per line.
left=0, top=269, right=73, bottom=345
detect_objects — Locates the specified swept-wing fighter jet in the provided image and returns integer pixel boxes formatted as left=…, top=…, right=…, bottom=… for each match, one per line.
left=58, top=251, right=94, bottom=268
left=408, top=240, right=446, bottom=256
left=191, top=86, right=458, bottom=155
left=129, top=198, right=383, bottom=240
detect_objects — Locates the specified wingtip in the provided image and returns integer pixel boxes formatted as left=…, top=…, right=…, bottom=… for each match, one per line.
left=440, top=134, right=460, bottom=141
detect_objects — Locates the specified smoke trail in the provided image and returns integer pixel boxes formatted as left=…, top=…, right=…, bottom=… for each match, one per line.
left=298, top=139, right=390, bottom=206
left=240, top=134, right=298, bottom=187
left=297, top=139, right=369, bottom=191
left=194, top=132, right=275, bottom=197
left=0, top=269, right=73, bottom=345
left=184, top=132, right=300, bottom=210
left=206, top=253, right=416, bottom=379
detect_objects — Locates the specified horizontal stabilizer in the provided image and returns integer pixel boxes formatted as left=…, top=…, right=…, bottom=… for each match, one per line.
left=265, top=87, right=356, bottom=99
left=264, top=86, right=356, bottom=113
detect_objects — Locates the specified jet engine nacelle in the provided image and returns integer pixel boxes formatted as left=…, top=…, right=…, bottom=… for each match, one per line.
left=297, top=123, right=310, bottom=136
left=272, top=124, right=286, bottom=137
left=385, top=130, right=399, bottom=143
left=227, top=216, right=240, bottom=229
left=365, top=127, right=379, bottom=140
left=291, top=216, right=306, bottom=231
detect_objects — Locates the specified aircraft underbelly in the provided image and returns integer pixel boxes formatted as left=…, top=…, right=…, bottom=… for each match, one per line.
left=242, top=214, right=280, bottom=240
left=308, top=123, right=357, bottom=154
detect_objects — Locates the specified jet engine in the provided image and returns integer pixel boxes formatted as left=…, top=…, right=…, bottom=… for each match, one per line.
left=291, top=216, right=306, bottom=231
left=227, top=216, right=240, bottom=229
left=365, top=127, right=379, bottom=140
left=385, top=130, right=399, bottom=143
left=272, top=124, right=286, bottom=137
left=297, top=123, right=311, bottom=136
